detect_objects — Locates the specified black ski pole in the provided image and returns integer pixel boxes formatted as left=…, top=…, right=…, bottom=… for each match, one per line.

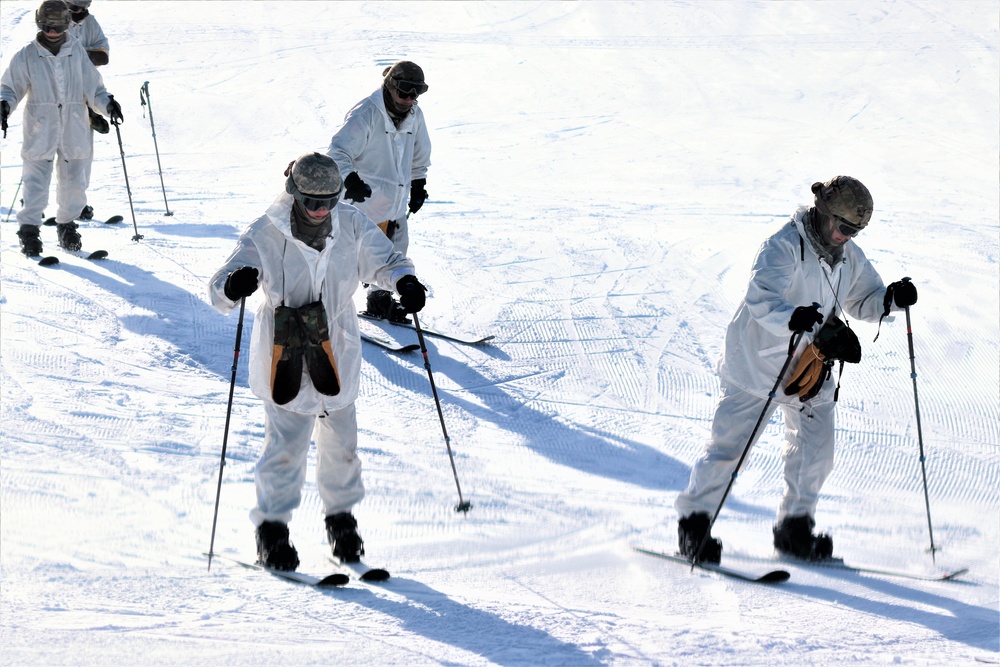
left=4, top=177, right=21, bottom=224
left=207, top=297, right=247, bottom=571
left=901, top=278, right=938, bottom=561
left=411, top=312, right=472, bottom=513
left=110, top=111, right=143, bottom=242
left=692, top=327, right=806, bottom=565
left=139, top=81, right=173, bottom=217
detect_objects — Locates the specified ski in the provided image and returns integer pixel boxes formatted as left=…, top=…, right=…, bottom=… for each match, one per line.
left=634, top=546, right=791, bottom=584
left=783, top=556, right=968, bottom=582
left=31, top=249, right=108, bottom=266
left=44, top=214, right=122, bottom=226
left=330, top=557, right=391, bottom=582
left=360, top=331, right=419, bottom=353
left=205, top=552, right=349, bottom=588
left=358, top=312, right=495, bottom=346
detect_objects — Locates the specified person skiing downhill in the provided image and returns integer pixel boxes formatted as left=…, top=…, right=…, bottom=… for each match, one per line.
left=208, top=152, right=427, bottom=571
left=66, top=0, right=111, bottom=219
left=0, top=0, right=122, bottom=257
left=674, top=176, right=918, bottom=564
left=327, top=60, right=431, bottom=323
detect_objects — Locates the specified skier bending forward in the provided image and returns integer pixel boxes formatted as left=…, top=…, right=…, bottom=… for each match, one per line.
left=675, top=175, right=918, bottom=564
left=208, top=152, right=427, bottom=571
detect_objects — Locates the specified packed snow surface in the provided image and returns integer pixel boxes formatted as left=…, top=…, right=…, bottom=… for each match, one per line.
left=1, top=2, right=997, bottom=666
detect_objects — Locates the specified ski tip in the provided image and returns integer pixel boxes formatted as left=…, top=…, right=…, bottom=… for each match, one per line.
left=38, top=255, right=59, bottom=266
left=86, top=250, right=109, bottom=260
left=401, top=344, right=420, bottom=352
left=105, top=215, right=124, bottom=224
left=43, top=217, right=57, bottom=226
left=758, top=570, right=792, bottom=583
left=318, top=573, right=351, bottom=587
left=359, top=568, right=390, bottom=582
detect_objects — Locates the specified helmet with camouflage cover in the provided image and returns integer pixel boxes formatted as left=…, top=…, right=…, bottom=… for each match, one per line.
left=811, top=176, right=873, bottom=229
left=284, top=152, right=342, bottom=198
left=35, top=0, right=71, bottom=32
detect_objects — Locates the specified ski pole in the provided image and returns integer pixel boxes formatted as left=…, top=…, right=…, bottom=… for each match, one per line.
left=139, top=81, right=173, bottom=217
left=111, top=113, right=143, bottom=242
left=692, top=327, right=805, bottom=565
left=901, top=277, right=938, bottom=561
left=4, top=177, right=21, bottom=224
left=207, top=296, right=247, bottom=571
left=411, top=312, right=472, bottom=514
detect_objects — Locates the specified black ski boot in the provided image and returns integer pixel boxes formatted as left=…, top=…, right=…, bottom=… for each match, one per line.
left=17, top=224, right=43, bottom=257
left=255, top=521, right=300, bottom=571
left=325, top=512, right=364, bottom=563
left=678, top=512, right=723, bottom=564
left=56, top=221, right=83, bottom=251
left=773, top=514, right=833, bottom=561
left=364, top=289, right=411, bottom=324
left=79, top=205, right=94, bottom=220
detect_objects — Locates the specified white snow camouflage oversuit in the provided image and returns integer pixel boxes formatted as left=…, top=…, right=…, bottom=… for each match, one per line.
left=327, top=88, right=431, bottom=256
left=0, top=33, right=111, bottom=226
left=68, top=14, right=109, bottom=59
left=676, top=206, right=896, bottom=522
left=209, top=193, right=416, bottom=525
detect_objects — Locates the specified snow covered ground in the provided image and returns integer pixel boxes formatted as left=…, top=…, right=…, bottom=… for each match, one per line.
left=1, top=2, right=997, bottom=666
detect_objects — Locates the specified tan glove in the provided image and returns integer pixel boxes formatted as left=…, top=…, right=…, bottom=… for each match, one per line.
left=784, top=343, right=831, bottom=401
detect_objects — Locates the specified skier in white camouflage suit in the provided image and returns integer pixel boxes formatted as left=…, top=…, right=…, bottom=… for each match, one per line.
left=327, top=60, right=431, bottom=323
left=0, top=0, right=121, bottom=257
left=67, top=0, right=111, bottom=219
left=674, top=176, right=918, bottom=564
left=208, top=152, right=427, bottom=571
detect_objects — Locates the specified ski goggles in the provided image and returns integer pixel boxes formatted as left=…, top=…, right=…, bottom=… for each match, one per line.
left=299, top=193, right=339, bottom=212
left=833, top=216, right=864, bottom=238
left=40, top=23, right=68, bottom=34
left=393, top=79, right=428, bottom=100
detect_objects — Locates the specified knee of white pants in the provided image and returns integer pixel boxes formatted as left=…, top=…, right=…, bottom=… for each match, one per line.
left=314, top=404, right=366, bottom=515
left=17, top=160, right=54, bottom=226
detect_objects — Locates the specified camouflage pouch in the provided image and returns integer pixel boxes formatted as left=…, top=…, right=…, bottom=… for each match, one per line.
left=271, top=305, right=305, bottom=405
left=297, top=301, right=341, bottom=396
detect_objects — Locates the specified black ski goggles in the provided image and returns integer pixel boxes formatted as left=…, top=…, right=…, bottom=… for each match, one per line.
left=833, top=216, right=864, bottom=238
left=394, top=79, right=428, bottom=100
left=40, top=23, right=68, bottom=34
left=299, top=193, right=338, bottom=212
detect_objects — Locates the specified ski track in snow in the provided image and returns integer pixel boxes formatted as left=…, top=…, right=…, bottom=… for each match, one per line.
left=1, top=2, right=998, bottom=666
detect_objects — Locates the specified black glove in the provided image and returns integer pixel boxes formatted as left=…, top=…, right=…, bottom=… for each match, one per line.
left=408, top=178, right=428, bottom=214
left=224, top=266, right=259, bottom=301
left=885, top=279, right=917, bottom=309
left=344, top=171, right=372, bottom=202
left=106, top=95, right=123, bottom=124
left=789, top=303, right=823, bottom=332
left=395, top=275, right=427, bottom=313
left=1, top=100, right=9, bottom=137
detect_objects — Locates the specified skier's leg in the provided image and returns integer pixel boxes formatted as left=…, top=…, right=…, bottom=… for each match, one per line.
left=777, top=401, right=837, bottom=521
left=16, top=158, right=53, bottom=227
left=675, top=382, right=777, bottom=518
left=54, top=156, right=89, bottom=224
left=313, top=402, right=365, bottom=515
left=249, top=402, right=315, bottom=526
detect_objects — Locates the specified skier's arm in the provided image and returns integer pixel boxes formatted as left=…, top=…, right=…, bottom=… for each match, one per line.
left=410, top=113, right=431, bottom=181
left=352, top=208, right=415, bottom=290
left=208, top=235, right=264, bottom=313
left=744, top=237, right=804, bottom=337
left=327, top=104, right=373, bottom=182
left=842, top=248, right=889, bottom=323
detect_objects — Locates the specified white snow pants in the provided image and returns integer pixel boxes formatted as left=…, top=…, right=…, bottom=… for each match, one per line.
left=17, top=154, right=90, bottom=227
left=675, top=380, right=837, bottom=522
left=250, top=401, right=366, bottom=527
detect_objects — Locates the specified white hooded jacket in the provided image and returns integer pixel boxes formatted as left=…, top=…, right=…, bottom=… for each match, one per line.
left=0, top=33, right=111, bottom=161
left=209, top=194, right=416, bottom=414
left=327, top=88, right=431, bottom=223
left=719, top=206, right=890, bottom=405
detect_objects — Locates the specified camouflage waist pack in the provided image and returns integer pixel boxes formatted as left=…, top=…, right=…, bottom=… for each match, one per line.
left=271, top=301, right=341, bottom=405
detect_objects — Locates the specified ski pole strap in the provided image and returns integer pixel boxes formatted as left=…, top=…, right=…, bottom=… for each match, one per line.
left=873, top=284, right=895, bottom=342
